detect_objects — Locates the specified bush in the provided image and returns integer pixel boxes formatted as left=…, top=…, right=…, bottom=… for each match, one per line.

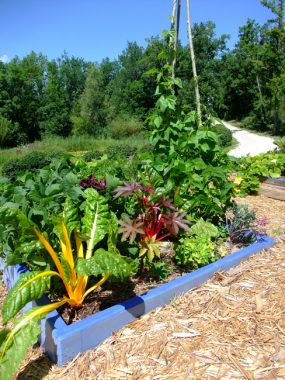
left=2, top=150, right=64, bottom=179
left=274, top=137, right=285, bottom=153
left=0, top=117, right=27, bottom=148
left=106, top=116, right=143, bottom=139
left=214, top=123, right=233, bottom=147
left=83, top=151, right=104, bottom=162
left=106, top=144, right=138, bottom=159
left=234, top=153, right=285, bottom=195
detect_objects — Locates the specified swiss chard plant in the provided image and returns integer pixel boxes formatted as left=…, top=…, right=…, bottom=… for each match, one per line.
left=0, top=188, right=136, bottom=380
left=114, top=180, right=190, bottom=273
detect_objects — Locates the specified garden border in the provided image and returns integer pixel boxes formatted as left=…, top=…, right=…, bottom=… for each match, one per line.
left=0, top=235, right=275, bottom=367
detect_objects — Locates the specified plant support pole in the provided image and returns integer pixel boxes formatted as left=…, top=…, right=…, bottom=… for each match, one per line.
left=186, top=0, right=202, bottom=126
left=171, top=0, right=181, bottom=79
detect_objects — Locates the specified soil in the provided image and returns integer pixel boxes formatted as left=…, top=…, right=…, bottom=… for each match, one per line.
left=57, top=267, right=188, bottom=325
left=57, top=239, right=244, bottom=325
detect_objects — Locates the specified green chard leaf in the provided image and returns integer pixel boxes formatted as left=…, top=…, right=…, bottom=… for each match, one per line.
left=76, top=248, right=138, bottom=280
left=82, top=188, right=110, bottom=253
left=2, top=271, right=51, bottom=324
left=0, top=307, right=47, bottom=380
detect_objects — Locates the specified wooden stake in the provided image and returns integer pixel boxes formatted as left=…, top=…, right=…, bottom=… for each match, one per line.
left=186, top=0, right=202, bottom=126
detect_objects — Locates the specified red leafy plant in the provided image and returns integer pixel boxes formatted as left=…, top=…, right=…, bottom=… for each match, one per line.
left=80, top=174, right=106, bottom=191
left=114, top=181, right=190, bottom=265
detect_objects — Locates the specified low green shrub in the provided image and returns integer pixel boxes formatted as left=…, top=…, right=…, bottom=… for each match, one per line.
left=214, top=123, right=233, bottom=148
left=106, top=144, right=138, bottom=159
left=274, top=137, right=285, bottom=153
left=83, top=151, right=104, bottom=162
left=175, top=219, right=219, bottom=268
left=2, top=150, right=64, bottom=179
left=106, top=116, right=143, bottom=139
left=227, top=203, right=257, bottom=243
left=0, top=117, right=27, bottom=147
left=234, top=153, right=285, bottom=195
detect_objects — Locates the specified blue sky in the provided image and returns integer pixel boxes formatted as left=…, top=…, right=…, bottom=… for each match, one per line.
left=0, top=0, right=274, bottom=63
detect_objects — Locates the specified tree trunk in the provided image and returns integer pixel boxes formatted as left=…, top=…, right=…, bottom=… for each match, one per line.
left=186, top=0, right=202, bottom=126
left=256, top=74, right=267, bottom=127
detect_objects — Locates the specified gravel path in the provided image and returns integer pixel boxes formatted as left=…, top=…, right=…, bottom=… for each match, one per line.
left=223, top=121, right=276, bottom=157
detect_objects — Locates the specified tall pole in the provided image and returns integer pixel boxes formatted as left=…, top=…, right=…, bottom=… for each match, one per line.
left=171, top=0, right=181, bottom=79
left=186, top=0, right=202, bottom=126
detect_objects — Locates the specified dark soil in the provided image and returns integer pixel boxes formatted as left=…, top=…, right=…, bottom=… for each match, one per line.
left=56, top=238, right=250, bottom=325
left=57, top=264, right=189, bottom=325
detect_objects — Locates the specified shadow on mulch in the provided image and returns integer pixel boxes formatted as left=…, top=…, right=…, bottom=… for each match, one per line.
left=16, top=355, right=52, bottom=380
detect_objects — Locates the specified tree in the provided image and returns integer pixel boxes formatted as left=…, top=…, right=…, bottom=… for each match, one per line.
left=261, top=0, right=285, bottom=133
left=0, top=52, right=47, bottom=144
left=74, top=61, right=114, bottom=135
left=39, top=54, right=90, bottom=137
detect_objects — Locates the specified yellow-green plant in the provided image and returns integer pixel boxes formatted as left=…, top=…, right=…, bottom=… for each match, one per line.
left=0, top=188, right=136, bottom=380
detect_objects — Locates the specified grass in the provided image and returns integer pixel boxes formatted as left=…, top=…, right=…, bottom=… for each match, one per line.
left=0, top=134, right=149, bottom=172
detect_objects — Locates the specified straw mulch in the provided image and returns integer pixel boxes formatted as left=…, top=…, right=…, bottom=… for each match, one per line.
left=1, top=195, right=285, bottom=380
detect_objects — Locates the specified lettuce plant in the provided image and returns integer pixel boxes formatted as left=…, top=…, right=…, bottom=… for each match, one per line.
left=114, top=181, right=190, bottom=263
left=0, top=188, right=136, bottom=380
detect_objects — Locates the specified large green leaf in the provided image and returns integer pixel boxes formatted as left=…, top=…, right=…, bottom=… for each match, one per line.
left=0, top=308, right=46, bottom=380
left=81, top=189, right=110, bottom=253
left=2, top=271, right=51, bottom=324
left=76, top=248, right=138, bottom=280
left=107, top=212, right=119, bottom=253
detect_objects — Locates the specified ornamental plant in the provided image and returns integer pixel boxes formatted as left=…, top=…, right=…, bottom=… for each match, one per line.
left=113, top=180, right=190, bottom=269
left=175, top=219, right=219, bottom=268
left=0, top=188, right=136, bottom=380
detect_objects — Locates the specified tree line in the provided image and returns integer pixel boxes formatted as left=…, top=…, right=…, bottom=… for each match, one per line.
left=0, top=0, right=284, bottom=148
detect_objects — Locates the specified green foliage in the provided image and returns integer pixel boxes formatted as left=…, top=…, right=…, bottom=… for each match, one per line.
left=0, top=157, right=84, bottom=267
left=229, top=203, right=256, bottom=232
left=83, top=151, right=104, bottom=162
left=106, top=116, right=143, bottom=139
left=274, top=136, right=285, bottom=152
left=0, top=307, right=47, bottom=380
left=106, top=144, right=138, bottom=159
left=2, top=271, right=51, bottom=324
left=149, top=261, right=169, bottom=280
left=145, top=44, right=234, bottom=220
left=0, top=187, right=136, bottom=379
left=175, top=237, right=216, bottom=269
left=234, top=153, right=285, bottom=194
left=76, top=248, right=137, bottom=280
left=0, top=117, right=12, bottom=148
left=174, top=218, right=219, bottom=268
left=227, top=203, right=257, bottom=243
left=1, top=150, right=64, bottom=179
left=190, top=218, right=219, bottom=239
left=214, top=122, right=233, bottom=147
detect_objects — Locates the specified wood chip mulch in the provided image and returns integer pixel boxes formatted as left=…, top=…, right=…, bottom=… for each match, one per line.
left=1, top=195, right=285, bottom=380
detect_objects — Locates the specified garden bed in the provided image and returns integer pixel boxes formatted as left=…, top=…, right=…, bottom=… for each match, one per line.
left=0, top=235, right=275, bottom=367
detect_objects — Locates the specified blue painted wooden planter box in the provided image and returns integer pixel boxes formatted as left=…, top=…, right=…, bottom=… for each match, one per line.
left=0, top=236, right=275, bottom=367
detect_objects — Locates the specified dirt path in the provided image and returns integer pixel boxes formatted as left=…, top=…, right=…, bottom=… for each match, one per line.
left=223, top=121, right=276, bottom=157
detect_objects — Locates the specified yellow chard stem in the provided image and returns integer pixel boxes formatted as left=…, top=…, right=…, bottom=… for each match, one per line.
left=82, top=273, right=111, bottom=303
left=61, top=222, right=77, bottom=285
left=74, top=230, right=84, bottom=258
left=33, top=228, right=74, bottom=298
left=0, top=298, right=67, bottom=361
